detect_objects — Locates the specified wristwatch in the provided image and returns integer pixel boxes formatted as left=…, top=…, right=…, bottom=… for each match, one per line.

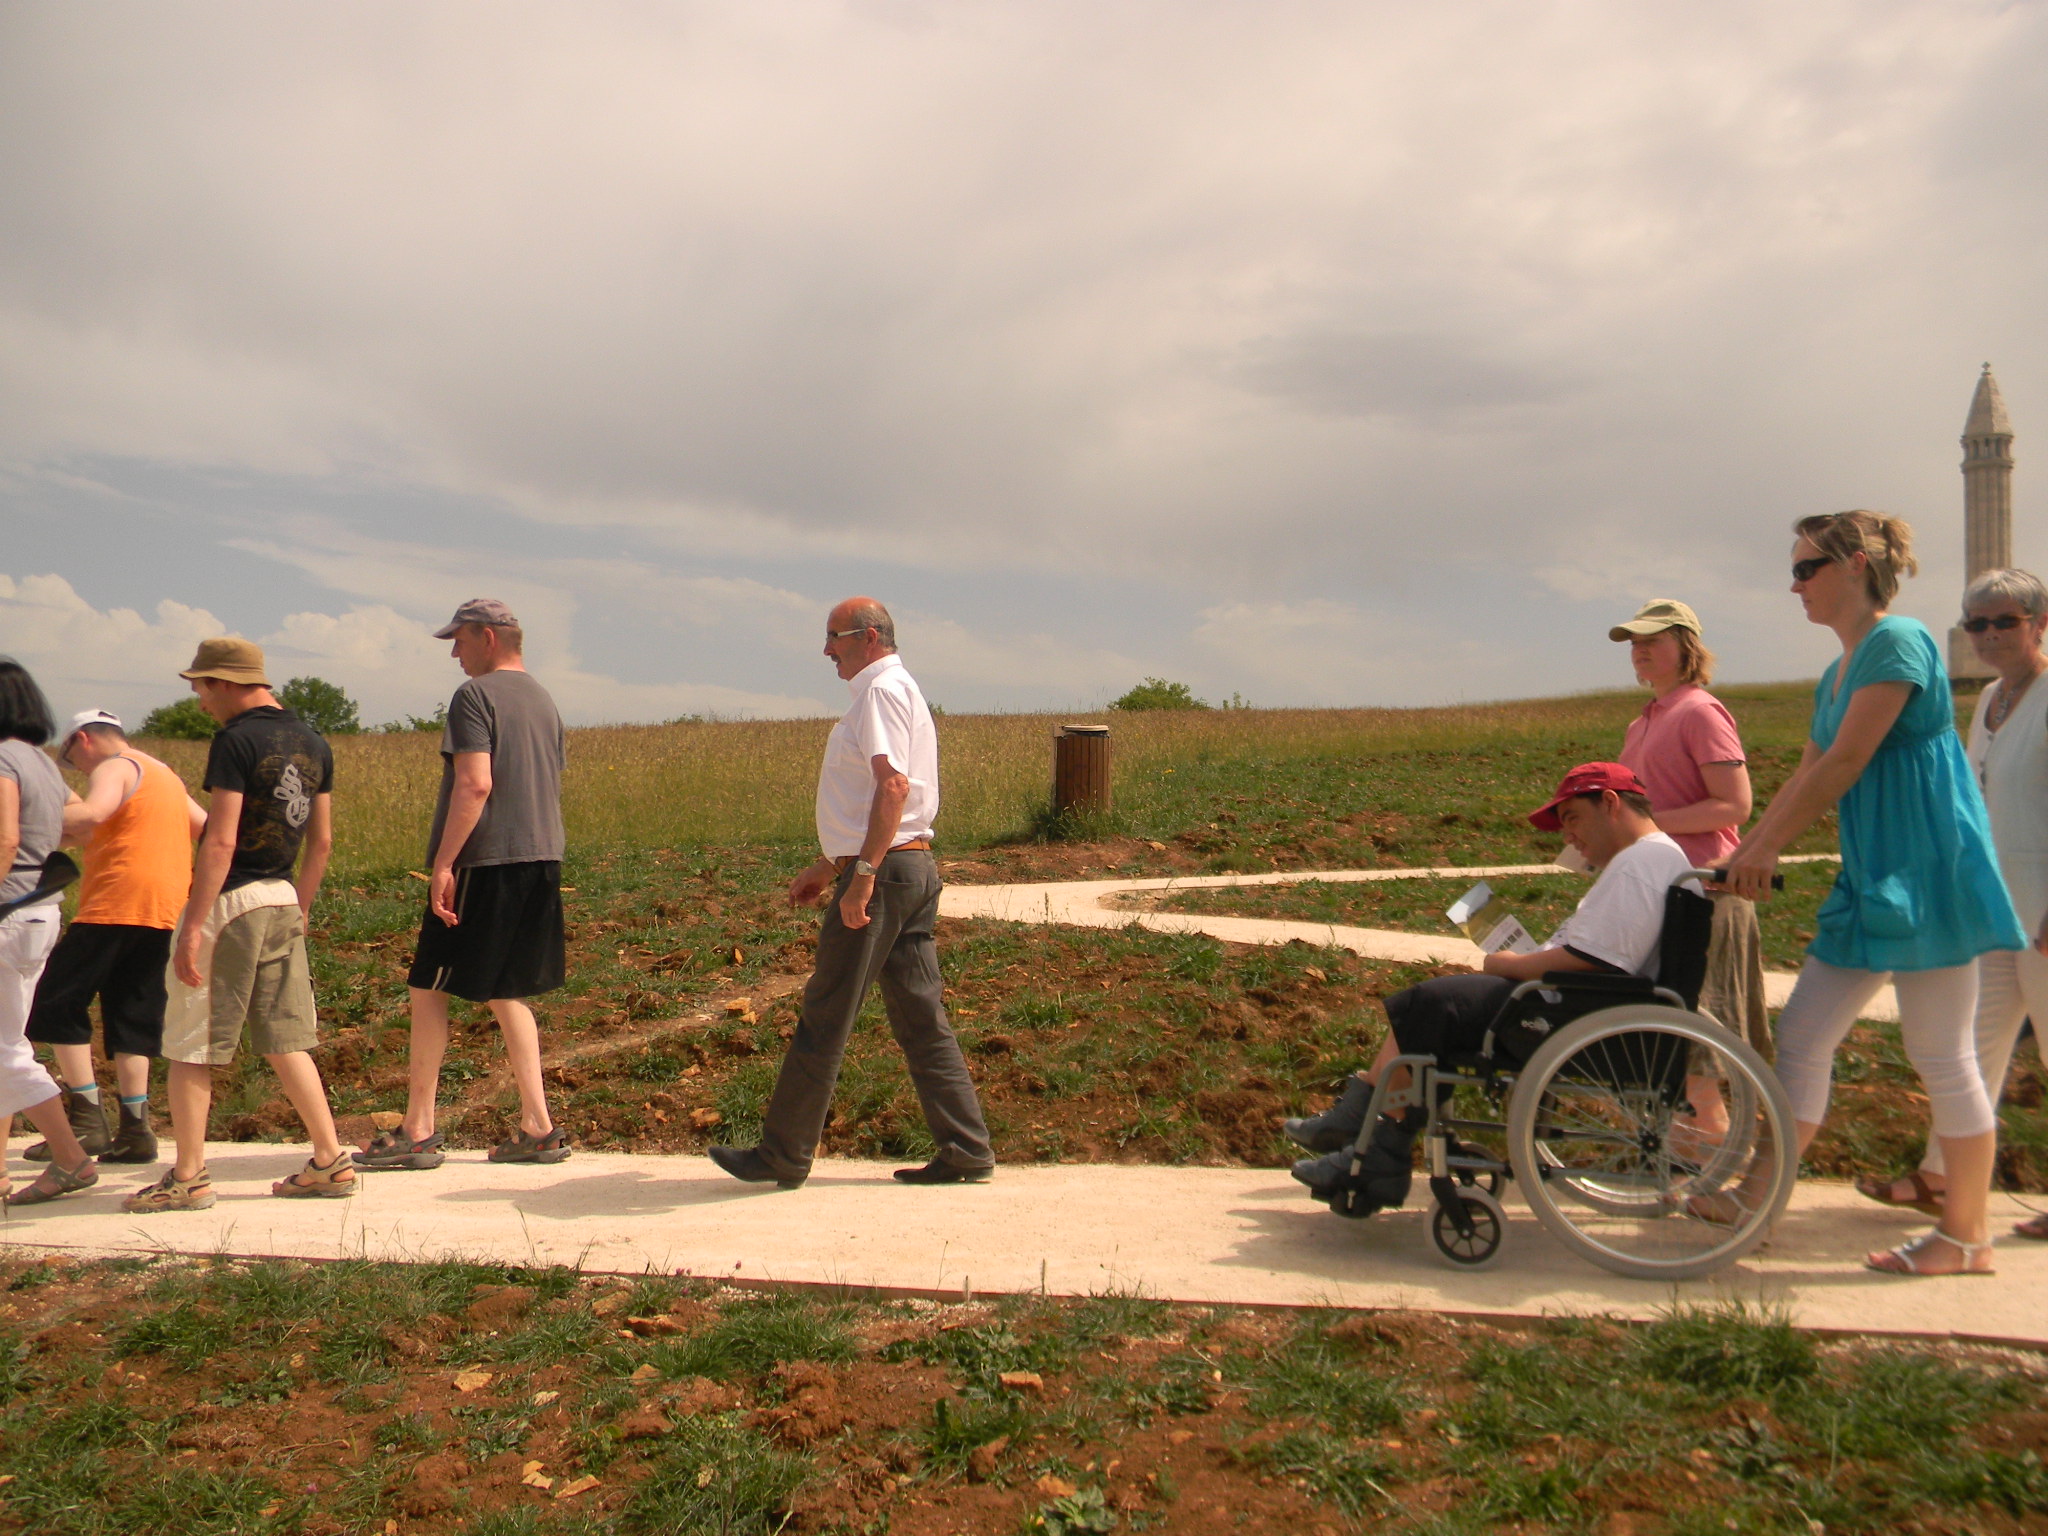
left=853, top=858, right=879, bottom=877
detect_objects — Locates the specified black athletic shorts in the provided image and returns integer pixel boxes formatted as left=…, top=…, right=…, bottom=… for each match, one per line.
left=406, top=861, right=565, bottom=1003
left=26, top=922, right=173, bottom=1057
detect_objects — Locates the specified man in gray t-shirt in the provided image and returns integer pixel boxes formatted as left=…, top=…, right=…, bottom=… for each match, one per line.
left=359, top=599, right=570, bottom=1172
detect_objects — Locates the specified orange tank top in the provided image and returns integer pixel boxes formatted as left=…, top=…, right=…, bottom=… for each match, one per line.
left=76, top=752, right=193, bottom=928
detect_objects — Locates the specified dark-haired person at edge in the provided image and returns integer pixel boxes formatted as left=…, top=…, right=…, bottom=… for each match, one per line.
left=1857, top=567, right=2048, bottom=1243
left=1717, top=512, right=2021, bottom=1275
left=708, top=597, right=994, bottom=1190
left=357, top=598, right=568, bottom=1172
left=0, top=660, right=101, bottom=1205
left=1607, top=599, right=1767, bottom=1149
left=1289, top=763, right=1698, bottom=1210
left=124, top=639, right=353, bottom=1211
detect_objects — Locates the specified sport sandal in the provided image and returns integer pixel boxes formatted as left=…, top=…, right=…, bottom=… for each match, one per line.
left=123, top=1166, right=216, bottom=1213
left=273, top=1152, right=358, bottom=1199
left=1867, top=1226, right=1995, bottom=1277
left=488, top=1127, right=570, bottom=1164
left=6, top=1157, right=99, bottom=1206
left=353, top=1131, right=446, bottom=1170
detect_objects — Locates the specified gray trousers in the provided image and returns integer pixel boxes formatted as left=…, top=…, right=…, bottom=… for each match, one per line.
left=758, top=850, right=993, bottom=1177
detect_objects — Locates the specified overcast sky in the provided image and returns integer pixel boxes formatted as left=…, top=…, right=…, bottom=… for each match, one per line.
left=3, top=1, right=2044, bottom=726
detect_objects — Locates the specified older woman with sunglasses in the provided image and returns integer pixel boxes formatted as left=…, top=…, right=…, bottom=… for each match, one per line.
left=1858, top=568, right=2048, bottom=1242
left=1719, top=511, right=2022, bottom=1275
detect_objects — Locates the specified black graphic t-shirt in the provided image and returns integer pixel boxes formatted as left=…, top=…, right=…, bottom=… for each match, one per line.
left=202, top=706, right=336, bottom=892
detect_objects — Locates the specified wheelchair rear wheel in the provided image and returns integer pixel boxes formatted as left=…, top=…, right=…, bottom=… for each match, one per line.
left=1506, top=1005, right=1796, bottom=1280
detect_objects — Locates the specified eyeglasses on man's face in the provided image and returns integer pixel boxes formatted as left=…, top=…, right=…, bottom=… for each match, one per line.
left=825, top=628, right=868, bottom=641
left=1791, top=556, right=1835, bottom=583
left=1962, top=614, right=2030, bottom=634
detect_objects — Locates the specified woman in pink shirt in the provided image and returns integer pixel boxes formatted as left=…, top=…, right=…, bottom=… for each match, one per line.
left=1610, top=601, right=1770, bottom=1073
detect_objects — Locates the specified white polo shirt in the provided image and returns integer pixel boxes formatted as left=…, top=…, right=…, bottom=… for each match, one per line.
left=815, top=653, right=940, bottom=858
left=1547, top=831, right=1699, bottom=976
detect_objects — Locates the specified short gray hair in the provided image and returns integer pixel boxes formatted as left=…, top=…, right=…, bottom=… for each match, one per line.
left=845, top=601, right=895, bottom=650
left=1962, top=567, right=2048, bottom=619
left=78, top=721, right=127, bottom=744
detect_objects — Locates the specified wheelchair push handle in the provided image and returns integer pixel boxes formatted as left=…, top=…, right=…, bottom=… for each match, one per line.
left=1691, top=867, right=1785, bottom=891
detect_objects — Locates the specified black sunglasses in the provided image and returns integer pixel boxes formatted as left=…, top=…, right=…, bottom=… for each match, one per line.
left=1962, top=615, right=2030, bottom=634
left=1791, top=556, right=1833, bottom=582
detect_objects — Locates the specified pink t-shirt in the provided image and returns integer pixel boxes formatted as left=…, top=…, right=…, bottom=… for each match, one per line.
left=1618, top=683, right=1747, bottom=869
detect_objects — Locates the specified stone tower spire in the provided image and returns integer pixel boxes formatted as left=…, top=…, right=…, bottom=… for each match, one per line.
left=1950, top=363, right=2017, bottom=679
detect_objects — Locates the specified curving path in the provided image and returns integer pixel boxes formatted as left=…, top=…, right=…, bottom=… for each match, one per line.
left=936, top=854, right=1897, bottom=1021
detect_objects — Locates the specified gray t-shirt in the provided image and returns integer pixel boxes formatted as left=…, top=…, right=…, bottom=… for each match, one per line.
left=0, top=738, right=67, bottom=906
left=426, top=669, right=566, bottom=868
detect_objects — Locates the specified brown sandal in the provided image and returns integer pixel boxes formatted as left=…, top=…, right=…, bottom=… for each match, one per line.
left=2014, top=1212, right=2048, bottom=1242
left=272, top=1152, right=357, bottom=1199
left=1854, top=1171, right=1944, bottom=1216
left=6, top=1158, right=99, bottom=1206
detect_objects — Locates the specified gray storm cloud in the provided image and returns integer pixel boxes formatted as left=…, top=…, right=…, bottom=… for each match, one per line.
left=0, top=1, right=2043, bottom=716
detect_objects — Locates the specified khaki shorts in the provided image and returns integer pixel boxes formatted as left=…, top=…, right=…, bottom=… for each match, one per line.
left=163, top=903, right=320, bottom=1065
left=1698, top=892, right=1772, bottom=1063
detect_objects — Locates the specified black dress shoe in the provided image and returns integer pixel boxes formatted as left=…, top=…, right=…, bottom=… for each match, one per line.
left=709, top=1145, right=805, bottom=1189
left=893, top=1159, right=994, bottom=1185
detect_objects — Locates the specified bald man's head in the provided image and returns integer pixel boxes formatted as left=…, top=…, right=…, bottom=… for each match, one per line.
left=830, top=598, right=895, bottom=651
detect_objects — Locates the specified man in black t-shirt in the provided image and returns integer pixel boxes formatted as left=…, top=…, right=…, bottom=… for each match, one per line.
left=124, top=639, right=356, bottom=1213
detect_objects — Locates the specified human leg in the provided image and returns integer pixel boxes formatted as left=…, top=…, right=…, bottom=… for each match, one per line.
left=749, top=872, right=896, bottom=1180
left=488, top=998, right=554, bottom=1138
left=164, top=1061, right=212, bottom=1182
left=1867, top=965, right=1995, bottom=1273
left=0, top=911, right=64, bottom=1185
left=398, top=987, right=453, bottom=1140
left=265, top=1051, right=347, bottom=1169
left=872, top=856, right=991, bottom=1172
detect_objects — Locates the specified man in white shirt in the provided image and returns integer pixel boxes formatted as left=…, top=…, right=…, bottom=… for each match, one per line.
left=708, top=598, right=993, bottom=1189
left=1288, top=762, right=1698, bottom=1208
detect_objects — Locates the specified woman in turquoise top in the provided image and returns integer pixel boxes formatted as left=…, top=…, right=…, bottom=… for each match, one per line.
left=1723, top=510, right=2022, bottom=1276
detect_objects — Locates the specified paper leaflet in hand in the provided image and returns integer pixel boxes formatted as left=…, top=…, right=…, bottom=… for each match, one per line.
left=1445, top=881, right=1540, bottom=955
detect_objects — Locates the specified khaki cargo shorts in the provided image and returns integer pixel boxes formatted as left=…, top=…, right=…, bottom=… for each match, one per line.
left=163, top=902, right=320, bottom=1065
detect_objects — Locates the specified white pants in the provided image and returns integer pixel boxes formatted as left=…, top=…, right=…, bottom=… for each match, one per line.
left=0, top=907, right=61, bottom=1121
left=1920, top=945, right=2048, bottom=1176
left=1774, top=957, right=1994, bottom=1140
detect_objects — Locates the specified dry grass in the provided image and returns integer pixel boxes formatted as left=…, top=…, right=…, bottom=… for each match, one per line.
left=135, top=684, right=1825, bottom=877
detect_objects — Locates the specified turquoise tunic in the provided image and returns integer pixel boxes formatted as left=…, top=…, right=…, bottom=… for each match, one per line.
left=1810, top=615, right=2023, bottom=972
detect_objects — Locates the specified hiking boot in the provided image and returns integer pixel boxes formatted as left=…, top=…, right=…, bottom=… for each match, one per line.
left=122, top=1166, right=216, bottom=1213
left=101, top=1104, right=159, bottom=1165
left=1283, top=1074, right=1374, bottom=1153
left=23, top=1088, right=110, bottom=1162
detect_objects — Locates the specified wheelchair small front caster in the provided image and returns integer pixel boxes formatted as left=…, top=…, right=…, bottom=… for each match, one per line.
left=1430, top=1187, right=1505, bottom=1269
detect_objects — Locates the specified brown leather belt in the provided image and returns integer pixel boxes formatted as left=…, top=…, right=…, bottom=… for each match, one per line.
left=834, top=840, right=931, bottom=873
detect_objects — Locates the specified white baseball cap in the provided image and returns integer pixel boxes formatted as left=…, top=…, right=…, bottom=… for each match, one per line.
left=62, top=709, right=123, bottom=747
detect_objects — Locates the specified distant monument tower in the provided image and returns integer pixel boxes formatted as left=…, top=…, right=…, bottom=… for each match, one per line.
left=1948, top=363, right=2015, bottom=680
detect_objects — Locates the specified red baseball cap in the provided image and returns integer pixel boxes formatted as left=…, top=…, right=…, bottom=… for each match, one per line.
left=1528, top=762, right=1650, bottom=831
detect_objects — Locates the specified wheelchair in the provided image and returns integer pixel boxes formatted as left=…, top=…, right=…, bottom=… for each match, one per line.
left=1325, top=870, right=1797, bottom=1280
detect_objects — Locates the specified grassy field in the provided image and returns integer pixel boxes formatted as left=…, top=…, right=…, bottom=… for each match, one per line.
left=106, top=679, right=2048, bottom=1191
left=3, top=1251, right=2045, bottom=1536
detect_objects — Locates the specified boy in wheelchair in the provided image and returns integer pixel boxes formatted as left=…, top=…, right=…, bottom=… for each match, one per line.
left=1288, top=762, right=1703, bottom=1213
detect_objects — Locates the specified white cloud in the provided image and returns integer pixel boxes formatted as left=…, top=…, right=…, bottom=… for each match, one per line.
left=0, top=3, right=2041, bottom=711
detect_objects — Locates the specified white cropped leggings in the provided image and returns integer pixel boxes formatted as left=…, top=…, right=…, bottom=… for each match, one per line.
left=1919, top=945, right=2048, bottom=1176
left=1773, top=958, right=1994, bottom=1140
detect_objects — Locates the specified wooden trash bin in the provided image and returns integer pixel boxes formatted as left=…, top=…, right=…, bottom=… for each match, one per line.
left=1053, top=724, right=1111, bottom=817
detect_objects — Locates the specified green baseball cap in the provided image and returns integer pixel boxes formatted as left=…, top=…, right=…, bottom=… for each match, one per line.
left=1609, top=599, right=1701, bottom=641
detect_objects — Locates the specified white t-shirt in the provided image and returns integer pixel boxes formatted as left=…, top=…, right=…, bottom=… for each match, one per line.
left=815, top=654, right=940, bottom=858
left=1547, top=831, right=1699, bottom=977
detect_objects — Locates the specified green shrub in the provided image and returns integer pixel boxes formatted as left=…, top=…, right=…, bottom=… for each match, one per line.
left=1109, top=678, right=1208, bottom=712
left=278, top=675, right=362, bottom=736
left=137, top=698, right=217, bottom=740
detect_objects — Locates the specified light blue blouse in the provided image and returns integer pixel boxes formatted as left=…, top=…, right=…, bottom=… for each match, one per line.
left=1809, top=615, right=2023, bottom=971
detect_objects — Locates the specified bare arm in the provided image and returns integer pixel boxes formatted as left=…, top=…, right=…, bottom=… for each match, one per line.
left=175, top=788, right=243, bottom=987
left=60, top=756, right=141, bottom=844
left=428, top=752, right=491, bottom=925
left=1648, top=760, right=1753, bottom=838
left=0, top=777, right=17, bottom=880
left=838, top=754, right=911, bottom=931
left=187, top=795, right=208, bottom=838
left=1721, top=681, right=1911, bottom=899
left=1482, top=945, right=1601, bottom=981
left=296, top=794, right=332, bottom=915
